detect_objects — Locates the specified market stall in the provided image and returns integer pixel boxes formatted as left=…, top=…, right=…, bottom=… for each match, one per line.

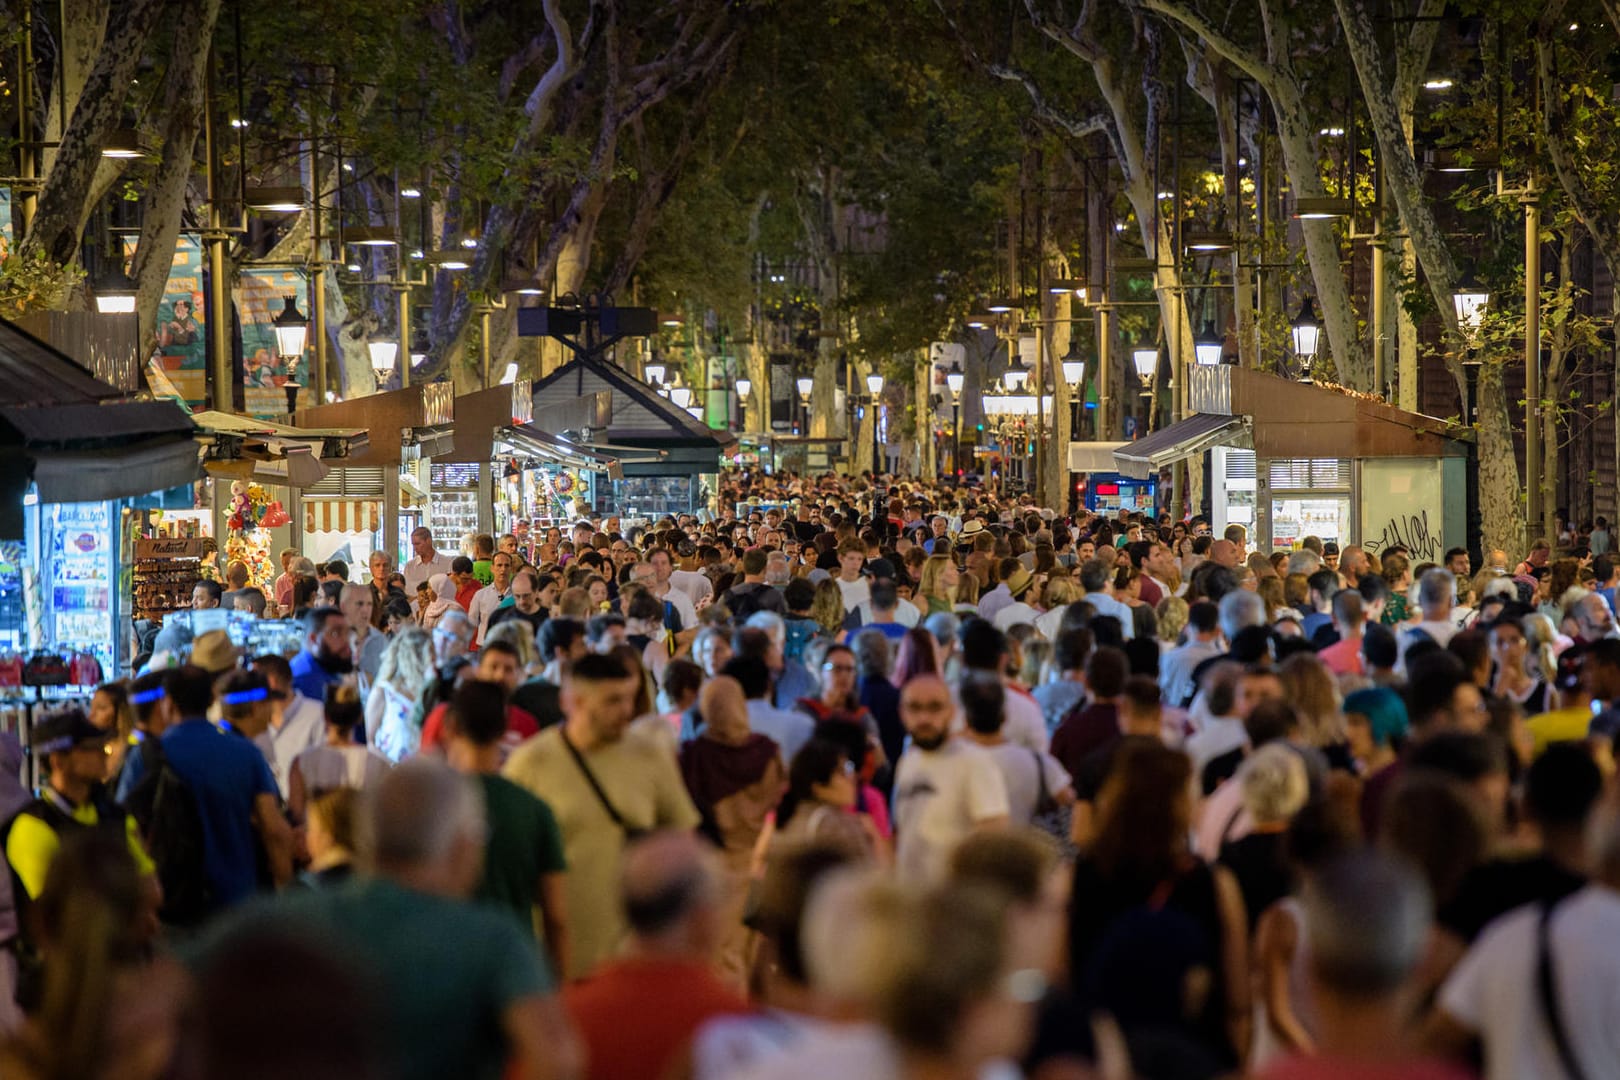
left=295, top=382, right=455, bottom=573
left=1066, top=442, right=1157, bottom=514
left=529, top=357, right=736, bottom=517
left=0, top=317, right=199, bottom=684
left=1115, top=366, right=1468, bottom=554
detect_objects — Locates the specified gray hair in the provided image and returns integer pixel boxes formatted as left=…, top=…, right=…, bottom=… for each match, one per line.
left=744, top=610, right=786, bottom=647
left=922, top=611, right=959, bottom=649
left=363, top=759, right=486, bottom=870
left=851, top=627, right=893, bottom=678
left=764, top=553, right=791, bottom=587
left=1286, top=550, right=1323, bottom=577
left=1416, top=567, right=1455, bottom=611
left=1304, top=851, right=1431, bottom=998
left=1218, top=589, right=1267, bottom=640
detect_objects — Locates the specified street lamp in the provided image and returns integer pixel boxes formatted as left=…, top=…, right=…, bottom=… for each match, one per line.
left=272, top=295, right=309, bottom=363
left=645, top=361, right=666, bottom=386
left=1194, top=320, right=1224, bottom=367
left=1061, top=337, right=1087, bottom=441
left=946, top=361, right=965, bottom=397
left=986, top=296, right=1018, bottom=314
left=945, top=360, right=965, bottom=476
left=1290, top=296, right=1323, bottom=373
left=865, top=372, right=886, bottom=473
left=92, top=266, right=137, bottom=314
left=1003, top=353, right=1028, bottom=392
left=670, top=386, right=694, bottom=410
left=369, top=340, right=398, bottom=389
left=736, top=377, right=752, bottom=399
left=1049, top=278, right=1089, bottom=304
left=796, top=376, right=814, bottom=403
left=1132, top=342, right=1159, bottom=393
left=866, top=373, right=884, bottom=395
left=1452, top=272, right=1489, bottom=338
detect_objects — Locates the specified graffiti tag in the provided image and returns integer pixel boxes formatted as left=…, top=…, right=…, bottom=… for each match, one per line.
left=1366, top=508, right=1440, bottom=563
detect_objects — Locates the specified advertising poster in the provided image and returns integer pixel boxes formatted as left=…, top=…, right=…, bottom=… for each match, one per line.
left=148, top=236, right=309, bottom=417
left=48, top=501, right=113, bottom=651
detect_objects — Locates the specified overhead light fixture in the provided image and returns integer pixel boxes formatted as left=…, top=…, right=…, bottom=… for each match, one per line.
left=100, top=127, right=147, bottom=159
left=245, top=186, right=307, bottom=213
left=986, top=297, right=1018, bottom=314
left=660, top=312, right=685, bottom=328
left=796, top=376, right=814, bottom=402
left=670, top=386, right=694, bottom=409
left=946, top=361, right=965, bottom=397
left=459, top=236, right=479, bottom=249
left=736, top=377, right=752, bottom=399
left=1049, top=278, right=1089, bottom=303
left=272, top=295, right=309, bottom=360
left=1423, top=78, right=1454, bottom=90
left=344, top=225, right=398, bottom=247
left=1003, top=359, right=1028, bottom=392
left=1132, top=341, right=1159, bottom=390
left=866, top=373, right=885, bottom=395
left=645, top=361, right=666, bottom=386
left=229, top=117, right=249, bottom=129
left=1424, top=148, right=1499, bottom=173
left=1319, top=127, right=1346, bottom=137
left=1293, top=196, right=1354, bottom=220
left=1183, top=227, right=1234, bottom=253
left=1291, top=296, right=1324, bottom=362
left=1452, top=271, right=1489, bottom=336
left=368, top=340, right=398, bottom=387
left=424, top=251, right=471, bottom=270
left=1194, top=320, right=1224, bottom=367
left=408, top=249, right=425, bottom=260
left=345, top=262, right=362, bottom=273
left=966, top=313, right=994, bottom=329
left=400, top=186, right=422, bottom=199
left=92, top=266, right=137, bottom=314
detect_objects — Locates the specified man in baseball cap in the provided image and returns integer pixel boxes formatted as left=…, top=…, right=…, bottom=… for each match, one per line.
left=5, top=706, right=154, bottom=906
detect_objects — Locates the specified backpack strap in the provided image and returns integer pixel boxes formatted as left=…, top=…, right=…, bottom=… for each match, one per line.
left=1537, top=897, right=1590, bottom=1080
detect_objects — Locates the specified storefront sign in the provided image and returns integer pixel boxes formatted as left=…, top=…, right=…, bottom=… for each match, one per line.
left=135, top=537, right=205, bottom=559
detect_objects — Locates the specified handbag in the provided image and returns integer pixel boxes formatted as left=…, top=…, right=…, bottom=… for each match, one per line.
left=1029, top=748, right=1076, bottom=856
left=559, top=729, right=649, bottom=843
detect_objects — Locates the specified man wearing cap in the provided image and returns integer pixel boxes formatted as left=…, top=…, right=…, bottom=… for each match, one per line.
left=4, top=707, right=156, bottom=906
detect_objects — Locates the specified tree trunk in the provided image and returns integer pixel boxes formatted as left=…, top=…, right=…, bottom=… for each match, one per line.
left=131, top=0, right=221, bottom=355
left=41, top=0, right=112, bottom=178
left=1476, top=360, right=1525, bottom=557
left=20, top=0, right=165, bottom=266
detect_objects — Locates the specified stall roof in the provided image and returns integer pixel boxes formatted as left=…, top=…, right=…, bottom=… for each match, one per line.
left=294, top=383, right=452, bottom=467
left=498, top=424, right=628, bottom=478
left=0, top=316, right=127, bottom=405
left=529, top=357, right=737, bottom=454
left=1114, top=415, right=1251, bottom=479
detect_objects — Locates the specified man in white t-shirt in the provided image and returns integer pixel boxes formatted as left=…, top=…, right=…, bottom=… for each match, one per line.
left=1399, top=567, right=1459, bottom=673
left=955, top=618, right=1048, bottom=751
left=467, top=551, right=515, bottom=644
left=630, top=560, right=698, bottom=634
left=891, top=675, right=1008, bottom=881
left=1430, top=795, right=1620, bottom=1080
left=958, top=670, right=1073, bottom=826
left=402, top=526, right=455, bottom=594
left=834, top=540, right=871, bottom=615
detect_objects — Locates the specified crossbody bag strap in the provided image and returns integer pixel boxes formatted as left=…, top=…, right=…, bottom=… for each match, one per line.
left=559, top=729, right=628, bottom=830
left=1537, top=898, right=1590, bottom=1080
left=1030, top=747, right=1050, bottom=808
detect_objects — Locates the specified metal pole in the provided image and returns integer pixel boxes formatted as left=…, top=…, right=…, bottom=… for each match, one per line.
left=15, top=4, right=36, bottom=235
left=1525, top=185, right=1542, bottom=537
left=309, top=136, right=329, bottom=402
left=952, top=399, right=960, bottom=476
left=204, top=51, right=233, bottom=413
left=480, top=307, right=492, bottom=388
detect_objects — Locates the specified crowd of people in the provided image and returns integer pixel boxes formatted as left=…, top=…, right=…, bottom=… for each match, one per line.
left=2, top=465, right=1619, bottom=1080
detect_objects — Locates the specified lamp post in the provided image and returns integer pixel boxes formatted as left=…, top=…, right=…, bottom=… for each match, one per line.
left=369, top=341, right=398, bottom=391
left=946, top=360, right=965, bottom=476
left=796, top=376, right=813, bottom=435
left=1061, top=340, right=1087, bottom=441
left=1193, top=320, right=1224, bottom=367
left=736, top=377, right=752, bottom=433
left=866, top=372, right=885, bottom=475
left=1132, top=341, right=1159, bottom=433
left=1290, top=296, right=1323, bottom=381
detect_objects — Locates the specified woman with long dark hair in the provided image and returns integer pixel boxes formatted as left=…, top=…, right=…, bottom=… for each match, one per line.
left=1068, top=742, right=1251, bottom=1069
left=769, top=738, right=877, bottom=861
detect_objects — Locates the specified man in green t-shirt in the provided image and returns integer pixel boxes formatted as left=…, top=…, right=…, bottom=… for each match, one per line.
left=471, top=532, right=496, bottom=586
left=191, top=760, right=580, bottom=1080
left=444, top=679, right=570, bottom=976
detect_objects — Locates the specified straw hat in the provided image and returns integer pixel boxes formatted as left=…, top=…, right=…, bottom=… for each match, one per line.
left=190, top=629, right=241, bottom=675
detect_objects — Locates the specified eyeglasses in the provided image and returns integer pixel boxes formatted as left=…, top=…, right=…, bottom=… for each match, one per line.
left=822, top=662, right=856, bottom=674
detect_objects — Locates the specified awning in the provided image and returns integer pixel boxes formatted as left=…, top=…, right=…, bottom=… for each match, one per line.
left=1114, top=414, right=1250, bottom=479
left=190, top=410, right=368, bottom=461
left=204, top=449, right=329, bottom=488
left=0, top=400, right=196, bottom=444
left=33, top=436, right=201, bottom=503
left=1068, top=442, right=1128, bottom=473
left=498, top=424, right=627, bottom=479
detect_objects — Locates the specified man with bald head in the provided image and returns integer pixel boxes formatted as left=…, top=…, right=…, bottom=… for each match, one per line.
left=1209, top=538, right=1242, bottom=569
left=891, top=674, right=1009, bottom=881
left=563, top=832, right=748, bottom=1079
left=1339, top=544, right=1370, bottom=588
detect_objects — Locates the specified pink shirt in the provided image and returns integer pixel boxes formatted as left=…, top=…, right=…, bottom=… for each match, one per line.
left=1318, top=637, right=1365, bottom=676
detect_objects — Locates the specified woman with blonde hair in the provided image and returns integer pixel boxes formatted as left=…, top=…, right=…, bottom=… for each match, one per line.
left=809, top=578, right=846, bottom=638
left=1033, top=575, right=1081, bottom=640
left=1156, top=595, right=1189, bottom=646
left=916, top=554, right=960, bottom=615
left=365, top=626, right=436, bottom=763
left=1256, top=575, right=1286, bottom=623
left=953, top=571, right=983, bottom=615
left=483, top=619, right=539, bottom=674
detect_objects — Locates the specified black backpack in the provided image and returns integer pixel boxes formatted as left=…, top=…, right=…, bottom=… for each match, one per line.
left=124, top=740, right=214, bottom=928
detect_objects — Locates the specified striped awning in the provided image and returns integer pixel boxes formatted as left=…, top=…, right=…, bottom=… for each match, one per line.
left=304, top=498, right=384, bottom=535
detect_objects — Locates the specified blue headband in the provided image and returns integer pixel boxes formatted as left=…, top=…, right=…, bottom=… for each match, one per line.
left=221, top=687, right=268, bottom=706
left=130, top=687, right=166, bottom=706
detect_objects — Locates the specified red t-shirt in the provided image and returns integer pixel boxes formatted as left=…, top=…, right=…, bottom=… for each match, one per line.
left=563, top=957, right=750, bottom=1080
left=419, top=701, right=540, bottom=758
left=455, top=580, right=481, bottom=613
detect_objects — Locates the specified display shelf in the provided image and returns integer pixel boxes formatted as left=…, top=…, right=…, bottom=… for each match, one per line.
left=132, top=537, right=203, bottom=623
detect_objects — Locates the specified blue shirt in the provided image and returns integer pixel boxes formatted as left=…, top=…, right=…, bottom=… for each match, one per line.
left=160, top=718, right=278, bottom=908
left=289, top=648, right=340, bottom=703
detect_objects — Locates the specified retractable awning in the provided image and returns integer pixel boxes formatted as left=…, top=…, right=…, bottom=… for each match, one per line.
left=1114, top=414, right=1250, bottom=479
left=498, top=423, right=629, bottom=478
left=1068, top=442, right=1129, bottom=473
